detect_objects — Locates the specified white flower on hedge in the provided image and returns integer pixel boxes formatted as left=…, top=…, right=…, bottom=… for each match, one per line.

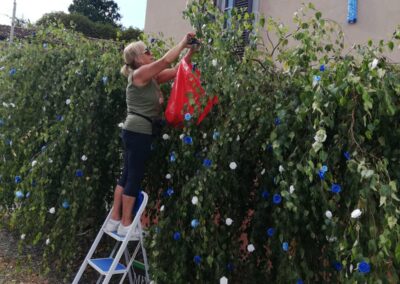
left=279, top=165, right=285, bottom=173
left=361, top=169, right=374, bottom=179
left=325, top=210, right=333, bottom=219
left=179, top=133, right=185, bottom=140
left=2, top=102, right=8, bottom=107
left=289, top=185, right=295, bottom=194
left=160, top=205, right=165, bottom=212
left=165, top=173, right=172, bottom=179
left=225, top=218, right=233, bottom=226
left=349, top=264, right=354, bottom=273
left=247, top=244, right=255, bottom=252
left=45, top=238, right=50, bottom=245
left=326, top=236, right=337, bottom=242
left=81, top=155, right=88, bottom=161
left=229, top=162, right=237, bottom=170
left=351, top=209, right=362, bottom=219
left=312, top=141, right=323, bottom=152
left=314, top=129, right=327, bottom=143
left=49, top=207, right=56, bottom=214
left=9, top=103, right=15, bottom=108
left=370, top=58, right=379, bottom=70
left=32, top=160, right=37, bottom=167
left=220, top=276, right=228, bottom=284
left=118, top=122, right=124, bottom=128
left=20, top=234, right=26, bottom=240
left=202, top=133, right=207, bottom=139
left=261, top=168, right=265, bottom=175
left=48, top=158, right=53, bottom=163
left=212, top=59, right=218, bottom=67
left=65, top=99, right=71, bottom=105
left=162, top=134, right=170, bottom=140
left=191, top=196, right=199, bottom=205
left=236, top=135, right=240, bottom=141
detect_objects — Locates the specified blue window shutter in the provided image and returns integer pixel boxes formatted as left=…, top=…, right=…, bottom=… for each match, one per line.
left=234, top=0, right=253, bottom=13
left=347, top=0, right=358, bottom=24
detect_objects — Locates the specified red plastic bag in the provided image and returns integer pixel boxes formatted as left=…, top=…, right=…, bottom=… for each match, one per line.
left=165, top=58, right=218, bottom=126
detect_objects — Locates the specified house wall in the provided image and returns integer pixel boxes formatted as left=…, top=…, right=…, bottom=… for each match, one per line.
left=144, top=0, right=400, bottom=60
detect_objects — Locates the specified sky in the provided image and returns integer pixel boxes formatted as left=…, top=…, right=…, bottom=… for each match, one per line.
left=0, top=0, right=147, bottom=29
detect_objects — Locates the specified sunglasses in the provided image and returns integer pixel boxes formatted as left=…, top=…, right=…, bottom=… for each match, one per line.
left=143, top=47, right=151, bottom=55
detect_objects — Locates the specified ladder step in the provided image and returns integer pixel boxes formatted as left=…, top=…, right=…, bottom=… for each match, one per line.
left=132, top=260, right=146, bottom=271
left=104, top=229, right=141, bottom=241
left=88, top=258, right=127, bottom=275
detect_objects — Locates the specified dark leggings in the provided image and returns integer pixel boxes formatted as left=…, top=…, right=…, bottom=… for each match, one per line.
left=117, top=130, right=153, bottom=198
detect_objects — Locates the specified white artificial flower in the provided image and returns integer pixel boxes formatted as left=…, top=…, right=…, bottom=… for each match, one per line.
left=20, top=234, right=26, bottom=240
left=160, top=205, right=165, bottom=212
left=9, top=103, right=15, bottom=108
left=349, top=264, right=354, bottom=272
left=162, top=134, right=170, bottom=140
left=229, top=162, right=237, bottom=170
left=236, top=135, right=240, bottom=141
left=289, top=185, right=295, bottom=194
left=32, top=160, right=37, bottom=167
left=220, top=276, right=228, bottom=284
left=202, top=133, right=207, bottom=139
left=2, top=102, right=8, bottom=107
left=45, top=238, right=50, bottom=245
left=212, top=59, right=218, bottom=67
left=179, top=134, right=185, bottom=140
left=370, top=58, right=378, bottom=70
left=49, top=207, right=56, bottom=214
left=293, top=12, right=298, bottom=17
left=48, top=158, right=53, bottom=163
left=165, top=173, right=172, bottom=179
left=247, top=244, right=255, bottom=252
left=314, top=129, right=327, bottom=143
left=326, top=236, right=337, bottom=242
left=191, top=196, right=199, bottom=205
left=65, top=99, right=71, bottom=105
left=351, top=209, right=362, bottom=219
left=81, top=155, right=88, bottom=161
left=325, top=210, right=333, bottom=219
left=312, top=141, right=322, bottom=152
left=279, top=165, right=285, bottom=173
left=225, top=218, right=233, bottom=226
left=261, top=168, right=265, bottom=175
left=118, top=122, right=124, bottom=128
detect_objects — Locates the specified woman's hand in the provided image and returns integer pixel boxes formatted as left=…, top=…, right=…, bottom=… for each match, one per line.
left=179, top=33, right=196, bottom=49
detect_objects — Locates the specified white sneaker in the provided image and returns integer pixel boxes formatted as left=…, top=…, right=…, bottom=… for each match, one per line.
left=104, top=218, right=120, bottom=232
left=117, top=223, right=141, bottom=238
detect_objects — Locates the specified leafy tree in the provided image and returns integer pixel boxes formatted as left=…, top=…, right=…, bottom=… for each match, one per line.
left=68, top=0, right=121, bottom=26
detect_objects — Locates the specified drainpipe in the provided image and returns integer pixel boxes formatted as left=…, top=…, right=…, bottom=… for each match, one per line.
left=10, top=0, right=16, bottom=43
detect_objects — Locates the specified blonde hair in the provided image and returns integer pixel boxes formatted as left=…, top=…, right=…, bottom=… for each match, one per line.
left=120, top=41, right=146, bottom=78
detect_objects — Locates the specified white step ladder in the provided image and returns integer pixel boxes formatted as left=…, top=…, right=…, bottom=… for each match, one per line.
left=72, top=191, right=150, bottom=284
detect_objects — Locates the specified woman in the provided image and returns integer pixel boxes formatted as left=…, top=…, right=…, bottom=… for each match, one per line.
left=105, top=33, right=196, bottom=236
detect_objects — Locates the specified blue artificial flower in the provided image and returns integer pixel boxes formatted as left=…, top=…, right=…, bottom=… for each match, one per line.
left=358, top=261, right=371, bottom=274
left=41, top=145, right=47, bottom=152
left=9, top=68, right=16, bottom=76
left=43, top=43, right=48, bottom=48
left=297, top=280, right=304, bottom=284
left=274, top=117, right=281, bottom=126
left=75, top=169, right=84, bottom=177
left=31, top=180, right=37, bottom=187
left=56, top=115, right=63, bottom=121
left=154, top=227, right=160, bottom=234
left=313, top=75, right=321, bottom=82
left=184, top=113, right=192, bottom=121
left=331, top=183, right=342, bottom=193
left=166, top=187, right=174, bottom=197
left=282, top=242, right=289, bottom=251
left=344, top=151, right=351, bottom=161
left=183, top=136, right=193, bottom=145
left=0, top=119, right=4, bottom=127
left=191, top=219, right=200, bottom=228
left=173, top=231, right=181, bottom=241
left=194, top=255, right=202, bottom=265
left=170, top=152, right=176, bottom=162
left=212, top=131, right=220, bottom=140
left=266, top=144, right=273, bottom=153
left=321, top=165, right=328, bottom=173
left=318, top=170, right=325, bottom=180
left=62, top=201, right=70, bottom=209
left=15, top=191, right=24, bottom=199
left=267, top=227, right=275, bottom=237
left=273, top=193, right=282, bottom=204
left=261, top=191, right=269, bottom=200
left=150, top=38, right=156, bottom=44
left=25, top=192, right=30, bottom=198
left=203, top=158, right=212, bottom=168
left=15, top=176, right=22, bottom=184
left=319, top=64, right=325, bottom=72
left=102, top=76, right=108, bottom=85
left=333, top=261, right=342, bottom=271
left=226, top=262, right=234, bottom=272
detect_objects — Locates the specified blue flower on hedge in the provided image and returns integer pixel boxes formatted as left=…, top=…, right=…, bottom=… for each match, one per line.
left=31, top=180, right=37, bottom=187
left=0, top=119, right=4, bottom=126
left=43, top=43, right=48, bottom=48
left=75, top=169, right=84, bottom=177
left=25, top=192, right=30, bottom=198
left=321, top=165, right=328, bottom=172
left=9, top=68, right=16, bottom=76
left=332, top=261, right=342, bottom=271
left=297, top=280, right=304, bottom=284
left=62, top=201, right=70, bottom=209
left=194, top=255, right=201, bottom=265
left=331, top=183, right=341, bottom=193
left=15, top=176, right=22, bottom=184
left=344, top=151, right=351, bottom=160
left=150, top=38, right=156, bottom=44
left=41, top=145, right=47, bottom=152
left=173, top=231, right=181, bottom=241
left=15, top=191, right=24, bottom=199
left=191, top=219, right=200, bottom=228
left=170, top=152, right=176, bottom=162
left=184, top=113, right=192, bottom=121
left=261, top=190, right=269, bottom=200
left=166, top=187, right=174, bottom=197
left=183, top=136, right=193, bottom=145
left=274, top=117, right=281, bottom=126
left=226, top=262, right=234, bottom=272
left=266, top=144, right=273, bottom=152
left=273, top=193, right=282, bottom=204
left=203, top=158, right=212, bottom=168
left=102, top=76, right=108, bottom=85
left=282, top=242, right=289, bottom=251
left=319, top=64, right=325, bottom=72
left=6, top=139, right=12, bottom=146
left=212, top=131, right=220, bottom=140
left=358, top=261, right=371, bottom=274
left=267, top=227, right=275, bottom=237
left=314, top=75, right=321, bottom=82
left=318, top=170, right=325, bottom=180
left=56, top=115, right=63, bottom=121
